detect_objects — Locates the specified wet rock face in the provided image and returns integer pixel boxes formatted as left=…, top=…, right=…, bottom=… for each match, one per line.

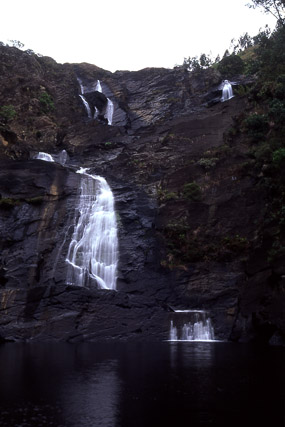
left=0, top=45, right=284, bottom=344
left=0, top=160, right=80, bottom=289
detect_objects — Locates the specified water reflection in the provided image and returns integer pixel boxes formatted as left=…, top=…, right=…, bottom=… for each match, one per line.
left=0, top=342, right=283, bottom=427
left=169, top=341, right=214, bottom=369
left=61, top=361, right=120, bottom=426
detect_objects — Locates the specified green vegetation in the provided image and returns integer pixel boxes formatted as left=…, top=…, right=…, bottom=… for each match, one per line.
left=222, top=234, right=249, bottom=252
left=0, top=105, right=17, bottom=123
left=197, top=157, right=219, bottom=170
left=248, top=0, right=285, bottom=26
left=172, top=13, right=285, bottom=267
left=0, top=198, right=20, bottom=209
left=39, top=91, right=55, bottom=113
left=242, top=113, right=269, bottom=142
left=217, top=54, right=245, bottom=77
left=181, top=53, right=215, bottom=72
left=232, top=23, right=285, bottom=263
left=272, top=147, right=285, bottom=166
left=183, top=182, right=202, bottom=201
left=157, top=188, right=178, bottom=202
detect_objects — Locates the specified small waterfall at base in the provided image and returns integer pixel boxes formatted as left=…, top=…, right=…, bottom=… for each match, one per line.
left=220, top=80, right=234, bottom=102
left=66, top=168, right=118, bottom=290
left=169, top=310, right=215, bottom=341
left=35, top=152, right=55, bottom=162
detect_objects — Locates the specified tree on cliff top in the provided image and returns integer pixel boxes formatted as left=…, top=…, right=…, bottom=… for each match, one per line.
left=248, top=0, right=285, bottom=25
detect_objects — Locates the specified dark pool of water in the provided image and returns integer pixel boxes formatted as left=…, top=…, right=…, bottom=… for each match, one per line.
left=0, top=341, right=283, bottom=427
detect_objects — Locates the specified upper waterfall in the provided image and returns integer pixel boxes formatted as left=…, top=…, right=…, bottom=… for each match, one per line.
left=106, top=98, right=114, bottom=125
left=220, top=80, right=234, bottom=102
left=78, top=78, right=92, bottom=119
left=79, top=95, right=92, bottom=119
left=96, top=80, right=102, bottom=93
left=78, top=78, right=114, bottom=125
left=66, top=168, right=118, bottom=290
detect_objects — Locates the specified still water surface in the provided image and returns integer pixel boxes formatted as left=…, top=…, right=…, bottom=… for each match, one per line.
left=0, top=342, right=283, bottom=427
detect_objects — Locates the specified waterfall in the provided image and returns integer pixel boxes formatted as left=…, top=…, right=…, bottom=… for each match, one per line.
left=220, top=80, right=234, bottom=102
left=169, top=310, right=215, bottom=341
left=66, top=168, right=118, bottom=290
left=78, top=79, right=114, bottom=125
left=96, top=80, right=102, bottom=93
left=78, top=80, right=84, bottom=95
left=79, top=95, right=92, bottom=119
left=58, top=149, right=68, bottom=166
left=105, top=98, right=114, bottom=125
left=78, top=78, right=92, bottom=119
left=35, top=150, right=68, bottom=165
left=96, top=80, right=113, bottom=125
left=94, top=106, right=99, bottom=119
left=35, top=152, right=54, bottom=162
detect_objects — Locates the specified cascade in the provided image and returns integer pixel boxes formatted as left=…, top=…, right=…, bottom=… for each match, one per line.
left=58, top=149, right=68, bottom=166
left=94, top=106, right=99, bottom=119
left=35, top=150, right=68, bottom=165
left=105, top=98, right=114, bottom=125
left=78, top=78, right=114, bottom=125
left=66, top=168, right=118, bottom=290
left=78, top=78, right=92, bottom=119
left=169, top=310, right=215, bottom=341
left=95, top=80, right=113, bottom=125
left=96, top=80, right=102, bottom=93
left=79, top=95, right=92, bottom=119
left=35, top=152, right=55, bottom=162
left=220, top=80, right=234, bottom=102
left=78, top=79, right=84, bottom=95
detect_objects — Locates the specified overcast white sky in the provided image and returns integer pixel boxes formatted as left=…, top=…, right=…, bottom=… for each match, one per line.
left=0, top=0, right=276, bottom=72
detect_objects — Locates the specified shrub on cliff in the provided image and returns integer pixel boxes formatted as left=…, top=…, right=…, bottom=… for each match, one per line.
left=268, top=99, right=285, bottom=125
left=183, top=182, right=202, bottom=201
left=39, top=91, right=55, bottom=113
left=242, top=113, right=269, bottom=141
left=217, top=54, right=245, bottom=77
left=0, top=105, right=17, bottom=123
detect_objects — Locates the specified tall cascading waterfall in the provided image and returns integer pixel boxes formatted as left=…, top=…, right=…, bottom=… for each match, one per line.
left=220, top=80, right=234, bottom=102
left=34, top=153, right=119, bottom=290
left=169, top=310, right=215, bottom=341
left=66, top=168, right=118, bottom=290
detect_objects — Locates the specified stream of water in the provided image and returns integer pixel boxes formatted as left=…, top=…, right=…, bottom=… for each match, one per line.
left=66, top=168, right=118, bottom=289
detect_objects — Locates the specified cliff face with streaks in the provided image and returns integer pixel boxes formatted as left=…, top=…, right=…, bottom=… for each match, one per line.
left=0, top=45, right=284, bottom=344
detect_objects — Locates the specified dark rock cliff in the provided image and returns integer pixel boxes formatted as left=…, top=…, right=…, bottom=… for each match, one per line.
left=0, top=45, right=284, bottom=344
